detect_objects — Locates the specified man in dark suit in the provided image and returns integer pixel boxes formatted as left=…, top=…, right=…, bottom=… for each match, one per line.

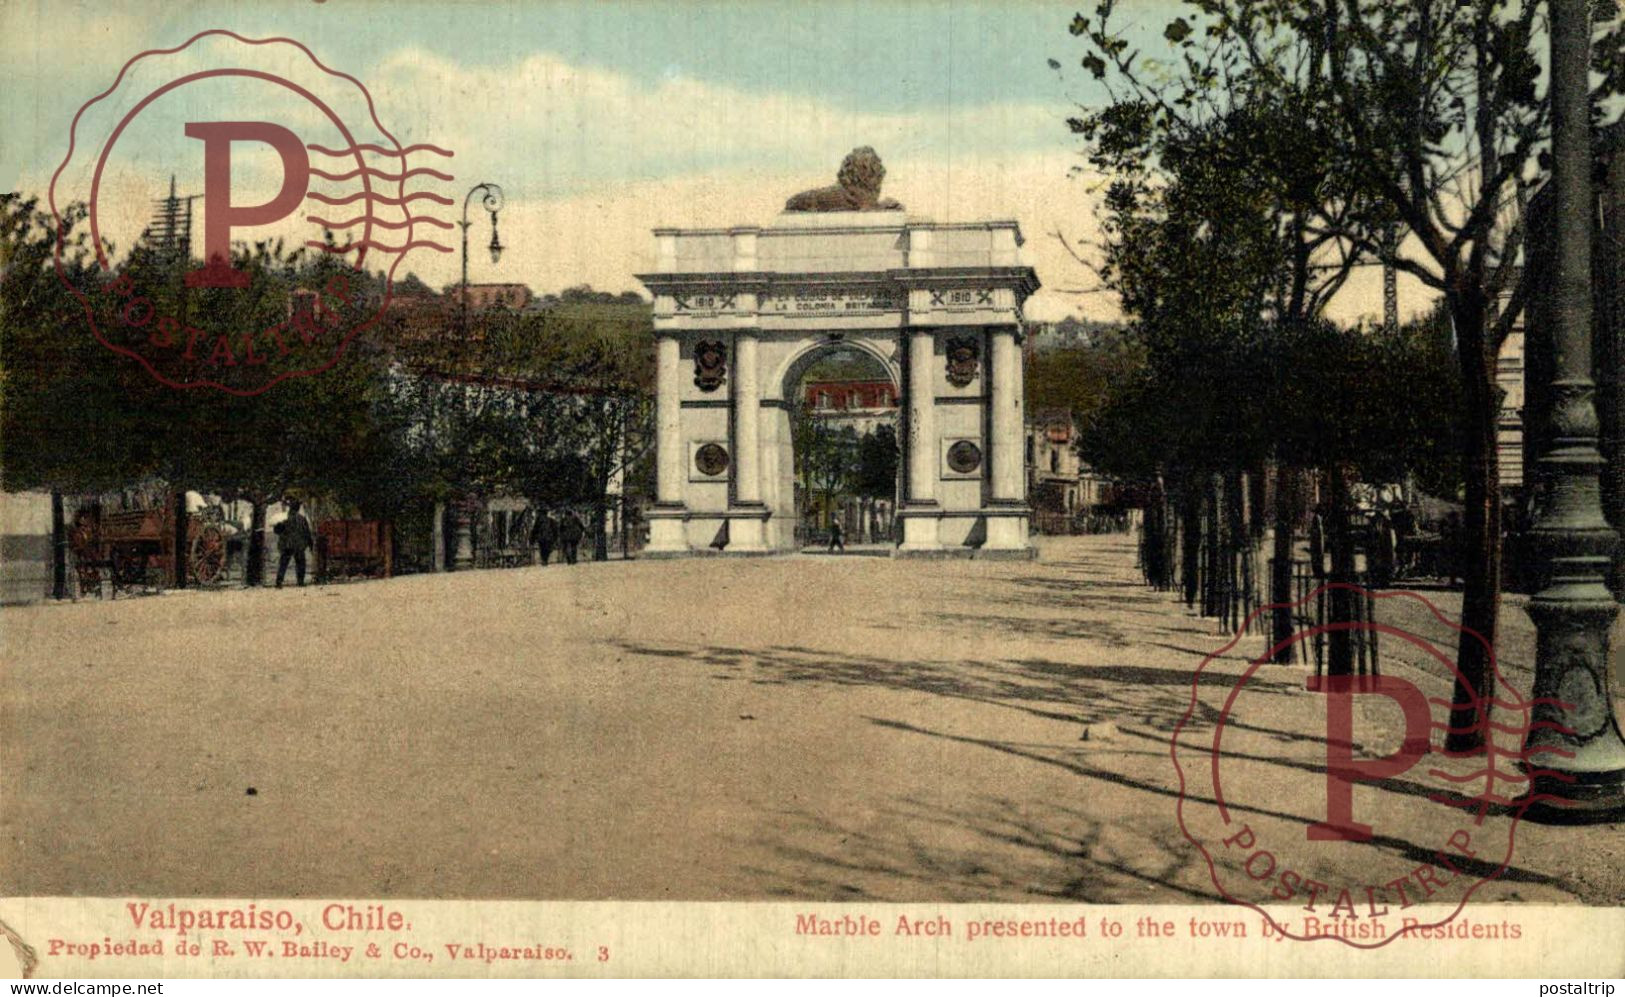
left=532, top=510, right=559, bottom=565
left=275, top=499, right=315, bottom=588
left=559, top=511, right=584, bottom=565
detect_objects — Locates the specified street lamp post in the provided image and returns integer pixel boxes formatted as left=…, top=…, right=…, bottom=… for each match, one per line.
left=459, top=182, right=505, bottom=337
left=1520, top=0, right=1625, bottom=819
left=451, top=181, right=505, bottom=571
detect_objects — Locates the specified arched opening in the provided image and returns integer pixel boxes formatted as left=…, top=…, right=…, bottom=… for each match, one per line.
left=769, top=342, right=901, bottom=551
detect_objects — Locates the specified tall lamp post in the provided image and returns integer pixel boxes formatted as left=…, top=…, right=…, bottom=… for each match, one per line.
left=450, top=181, right=505, bottom=570
left=459, top=182, right=505, bottom=336
left=1521, top=0, right=1625, bottom=818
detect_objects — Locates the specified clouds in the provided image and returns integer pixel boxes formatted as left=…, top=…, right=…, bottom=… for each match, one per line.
left=305, top=46, right=1122, bottom=320
left=6, top=3, right=1429, bottom=328
left=369, top=46, right=1066, bottom=198
left=440, top=149, right=1113, bottom=321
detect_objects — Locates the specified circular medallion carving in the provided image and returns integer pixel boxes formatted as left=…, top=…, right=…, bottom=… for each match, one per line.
left=946, top=440, right=983, bottom=474
left=695, top=443, right=730, bottom=477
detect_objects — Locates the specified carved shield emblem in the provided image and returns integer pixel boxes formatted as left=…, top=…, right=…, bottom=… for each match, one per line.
left=945, top=335, right=980, bottom=388
left=694, top=339, right=727, bottom=392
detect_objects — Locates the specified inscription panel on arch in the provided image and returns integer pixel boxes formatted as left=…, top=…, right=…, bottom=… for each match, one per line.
left=673, top=293, right=739, bottom=314
left=761, top=288, right=903, bottom=316
left=907, top=286, right=1018, bottom=320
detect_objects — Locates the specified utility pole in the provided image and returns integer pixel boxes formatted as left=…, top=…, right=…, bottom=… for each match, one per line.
left=1520, top=0, right=1625, bottom=819
left=1380, top=225, right=1399, bottom=335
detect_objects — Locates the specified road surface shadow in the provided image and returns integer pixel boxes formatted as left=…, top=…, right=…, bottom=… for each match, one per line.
left=736, top=794, right=1225, bottom=903
left=861, top=717, right=1572, bottom=897
left=612, top=637, right=1586, bottom=902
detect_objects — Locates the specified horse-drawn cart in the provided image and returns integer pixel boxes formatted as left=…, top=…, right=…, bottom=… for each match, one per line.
left=68, top=500, right=231, bottom=595
left=315, top=519, right=393, bottom=582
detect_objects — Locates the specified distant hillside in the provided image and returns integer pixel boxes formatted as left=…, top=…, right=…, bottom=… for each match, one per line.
left=1027, top=317, right=1127, bottom=352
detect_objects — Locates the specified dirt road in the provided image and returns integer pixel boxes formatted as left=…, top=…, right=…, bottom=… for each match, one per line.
left=2, top=535, right=1620, bottom=904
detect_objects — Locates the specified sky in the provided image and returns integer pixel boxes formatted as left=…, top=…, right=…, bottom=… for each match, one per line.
left=3, top=0, right=1423, bottom=324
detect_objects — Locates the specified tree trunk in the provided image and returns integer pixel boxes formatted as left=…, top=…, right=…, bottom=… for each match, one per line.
left=593, top=487, right=610, bottom=562
left=1326, top=465, right=1357, bottom=677
left=1143, top=480, right=1172, bottom=590
left=1445, top=295, right=1503, bottom=753
left=172, top=489, right=188, bottom=589
left=1180, top=483, right=1201, bottom=607
left=1271, top=465, right=1298, bottom=663
left=49, top=490, right=67, bottom=600
left=1225, top=468, right=1247, bottom=632
left=431, top=500, right=446, bottom=572
left=621, top=488, right=631, bottom=559
left=1247, top=467, right=1267, bottom=541
left=1203, top=474, right=1223, bottom=618
left=247, top=497, right=267, bottom=587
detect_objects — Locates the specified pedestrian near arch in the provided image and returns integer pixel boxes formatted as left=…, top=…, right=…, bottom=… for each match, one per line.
left=559, top=511, right=584, bottom=565
left=274, top=499, right=314, bottom=588
left=532, top=510, right=558, bottom=565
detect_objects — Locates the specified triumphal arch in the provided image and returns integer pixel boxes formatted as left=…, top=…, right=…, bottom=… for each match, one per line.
left=637, top=148, right=1039, bottom=558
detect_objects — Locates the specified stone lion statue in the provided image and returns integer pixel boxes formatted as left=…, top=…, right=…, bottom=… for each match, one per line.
left=784, top=147, right=903, bottom=212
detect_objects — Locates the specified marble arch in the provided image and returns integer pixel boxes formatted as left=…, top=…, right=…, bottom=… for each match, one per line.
left=637, top=208, right=1039, bottom=558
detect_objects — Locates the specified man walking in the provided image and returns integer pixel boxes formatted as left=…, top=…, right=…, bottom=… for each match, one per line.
left=827, top=518, right=845, bottom=553
left=274, top=499, right=315, bottom=588
left=532, top=510, right=558, bottom=565
left=559, top=511, right=584, bottom=565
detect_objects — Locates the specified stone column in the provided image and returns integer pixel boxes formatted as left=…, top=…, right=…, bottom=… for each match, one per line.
left=645, top=333, right=688, bottom=554
left=906, top=329, right=937, bottom=503
left=729, top=330, right=767, bottom=551
left=734, top=331, right=762, bottom=505
left=990, top=327, right=1023, bottom=501
left=900, top=327, right=939, bottom=551
left=985, top=325, right=1030, bottom=553
left=452, top=500, right=475, bottom=570
left=655, top=334, right=682, bottom=504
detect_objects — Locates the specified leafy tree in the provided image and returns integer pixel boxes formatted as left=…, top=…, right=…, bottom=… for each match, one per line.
left=382, top=295, right=654, bottom=561
left=855, top=424, right=899, bottom=501
left=1024, top=326, right=1146, bottom=428
left=1070, top=0, right=1624, bottom=723
left=1067, top=4, right=1378, bottom=651
left=1067, top=101, right=1291, bottom=620
left=3, top=194, right=412, bottom=585
left=789, top=402, right=862, bottom=531
left=854, top=423, right=900, bottom=541
left=541, top=301, right=654, bottom=560
left=1, top=194, right=158, bottom=494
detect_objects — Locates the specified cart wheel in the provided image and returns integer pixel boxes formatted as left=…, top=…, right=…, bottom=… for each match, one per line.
left=69, top=521, right=97, bottom=583
left=112, top=547, right=146, bottom=588
left=74, top=563, right=102, bottom=594
left=190, top=525, right=227, bottom=585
